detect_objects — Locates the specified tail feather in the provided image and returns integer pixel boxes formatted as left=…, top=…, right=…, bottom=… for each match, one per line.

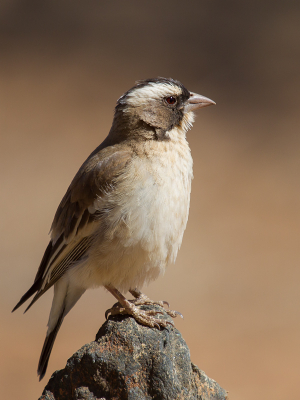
left=37, top=282, right=85, bottom=380
left=37, top=309, right=65, bottom=381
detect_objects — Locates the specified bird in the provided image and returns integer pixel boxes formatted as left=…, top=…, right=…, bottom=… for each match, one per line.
left=12, top=77, right=215, bottom=380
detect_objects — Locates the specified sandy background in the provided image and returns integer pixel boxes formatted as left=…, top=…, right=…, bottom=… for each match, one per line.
left=1, top=1, right=300, bottom=399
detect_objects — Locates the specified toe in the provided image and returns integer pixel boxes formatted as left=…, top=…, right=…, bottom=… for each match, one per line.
left=166, top=310, right=184, bottom=319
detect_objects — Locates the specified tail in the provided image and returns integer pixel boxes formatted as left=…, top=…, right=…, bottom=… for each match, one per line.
left=38, top=308, right=65, bottom=380
left=37, top=280, right=85, bottom=380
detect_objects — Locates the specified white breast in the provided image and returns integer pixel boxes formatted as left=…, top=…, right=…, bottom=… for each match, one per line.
left=84, top=132, right=193, bottom=292
left=123, top=142, right=192, bottom=262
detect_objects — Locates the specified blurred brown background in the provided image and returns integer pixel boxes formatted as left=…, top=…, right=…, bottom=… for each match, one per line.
left=1, top=1, right=300, bottom=399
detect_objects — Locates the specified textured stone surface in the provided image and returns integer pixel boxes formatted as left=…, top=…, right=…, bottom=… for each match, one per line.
left=39, top=305, right=227, bottom=400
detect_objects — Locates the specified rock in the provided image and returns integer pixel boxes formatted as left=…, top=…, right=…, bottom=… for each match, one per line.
left=39, top=305, right=227, bottom=400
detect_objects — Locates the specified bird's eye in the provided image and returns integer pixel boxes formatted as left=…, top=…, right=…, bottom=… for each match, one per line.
left=165, top=96, right=177, bottom=105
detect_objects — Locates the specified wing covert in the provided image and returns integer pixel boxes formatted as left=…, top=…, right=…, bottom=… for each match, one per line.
left=12, top=145, right=132, bottom=313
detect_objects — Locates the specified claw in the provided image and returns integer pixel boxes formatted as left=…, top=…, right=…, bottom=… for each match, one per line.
left=162, top=300, right=170, bottom=309
left=105, top=308, right=113, bottom=320
left=166, top=320, right=175, bottom=326
left=175, top=311, right=184, bottom=319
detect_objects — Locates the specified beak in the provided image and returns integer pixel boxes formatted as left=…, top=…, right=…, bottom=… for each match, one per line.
left=184, top=92, right=216, bottom=113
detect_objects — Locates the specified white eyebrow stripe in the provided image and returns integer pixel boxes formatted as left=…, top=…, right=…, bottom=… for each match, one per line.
left=125, top=82, right=182, bottom=106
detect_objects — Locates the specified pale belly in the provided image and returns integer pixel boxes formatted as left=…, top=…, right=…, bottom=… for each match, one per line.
left=78, top=144, right=193, bottom=292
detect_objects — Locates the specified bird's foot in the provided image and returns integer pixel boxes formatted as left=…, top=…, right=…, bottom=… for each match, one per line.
left=105, top=301, right=173, bottom=329
left=104, top=285, right=183, bottom=328
left=129, top=289, right=184, bottom=320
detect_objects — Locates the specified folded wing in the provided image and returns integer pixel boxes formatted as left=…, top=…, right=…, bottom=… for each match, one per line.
left=12, top=145, right=132, bottom=313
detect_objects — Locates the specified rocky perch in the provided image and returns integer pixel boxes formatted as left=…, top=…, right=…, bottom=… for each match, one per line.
left=39, top=304, right=227, bottom=400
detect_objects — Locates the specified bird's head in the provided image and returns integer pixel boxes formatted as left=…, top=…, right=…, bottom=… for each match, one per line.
left=109, top=77, right=215, bottom=142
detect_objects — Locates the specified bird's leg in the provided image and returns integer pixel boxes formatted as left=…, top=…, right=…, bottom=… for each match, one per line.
left=105, top=285, right=175, bottom=329
left=129, top=288, right=183, bottom=319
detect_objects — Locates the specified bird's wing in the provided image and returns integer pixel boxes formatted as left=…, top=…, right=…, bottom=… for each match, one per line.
left=12, top=145, right=132, bottom=312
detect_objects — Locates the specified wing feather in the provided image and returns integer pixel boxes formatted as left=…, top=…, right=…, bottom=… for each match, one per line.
left=24, top=236, right=93, bottom=312
left=12, top=145, right=132, bottom=313
left=51, top=147, right=132, bottom=242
